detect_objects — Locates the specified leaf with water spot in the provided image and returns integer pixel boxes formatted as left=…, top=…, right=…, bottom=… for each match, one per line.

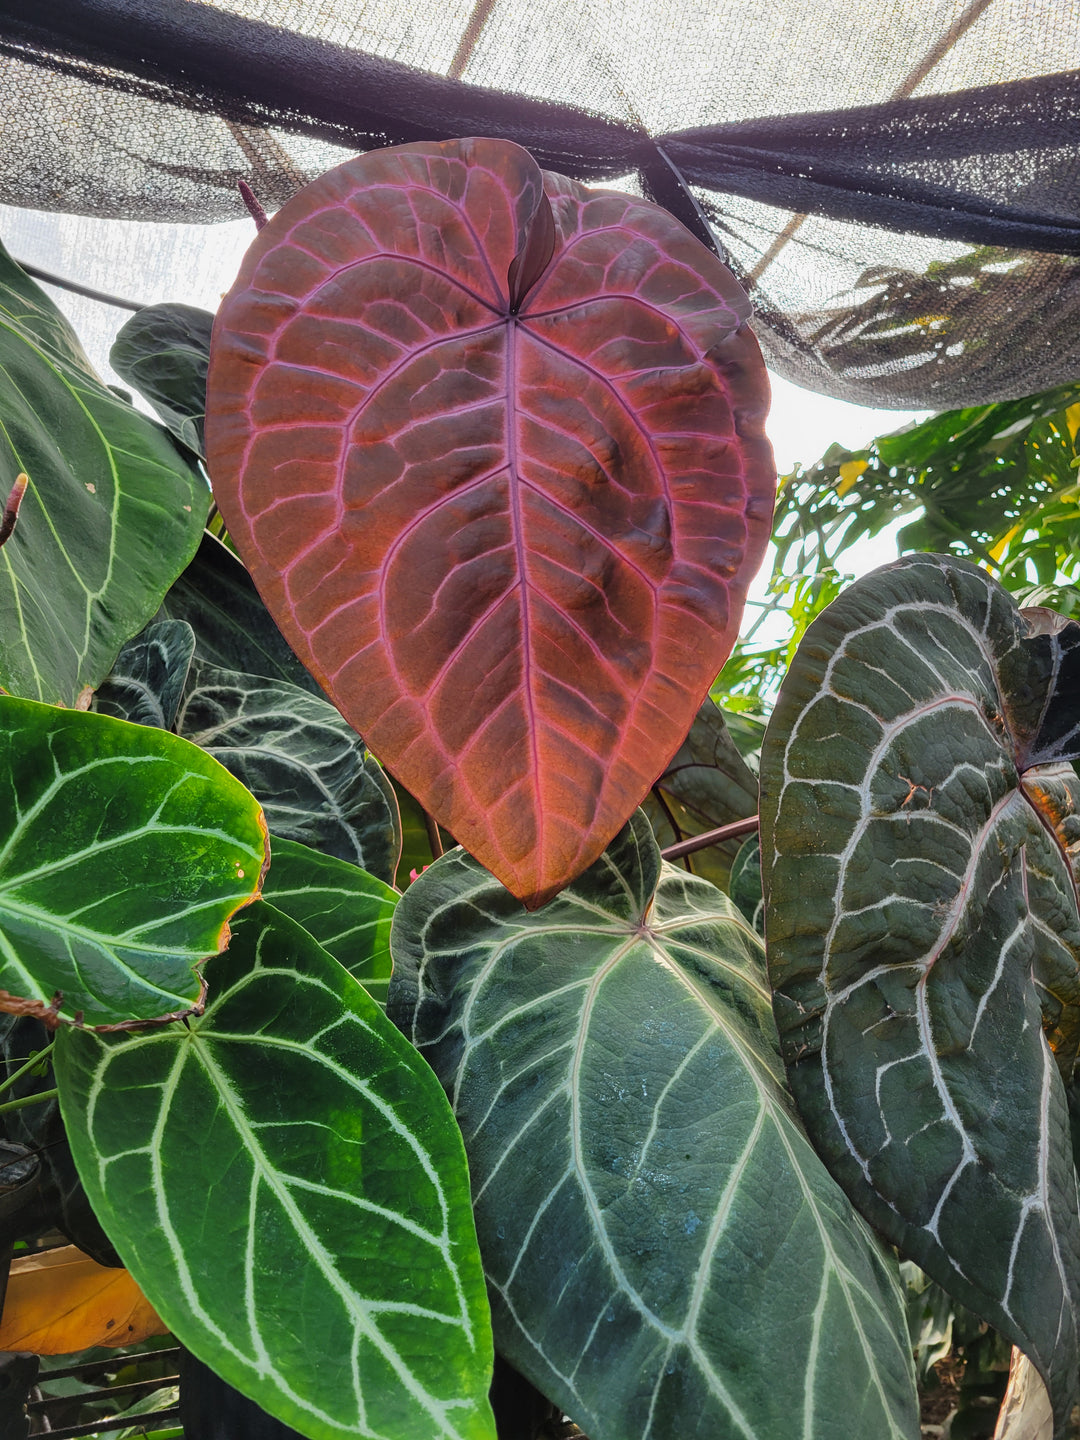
left=388, top=811, right=919, bottom=1440
left=55, top=901, right=496, bottom=1440
left=760, top=554, right=1080, bottom=1438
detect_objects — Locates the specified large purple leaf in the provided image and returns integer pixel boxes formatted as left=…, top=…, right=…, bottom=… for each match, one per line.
left=206, top=138, right=774, bottom=907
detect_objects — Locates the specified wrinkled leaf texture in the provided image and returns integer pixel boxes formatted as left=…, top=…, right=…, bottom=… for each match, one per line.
left=760, top=554, right=1080, bottom=1438
left=57, top=901, right=496, bottom=1440
left=0, top=240, right=207, bottom=705
left=207, top=137, right=774, bottom=908
left=389, top=812, right=919, bottom=1440
left=0, top=698, right=268, bottom=1025
left=92, top=619, right=196, bottom=730
left=176, top=658, right=401, bottom=885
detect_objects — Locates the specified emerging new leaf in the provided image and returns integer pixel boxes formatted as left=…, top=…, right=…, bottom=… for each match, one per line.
left=760, top=554, right=1080, bottom=1437
left=207, top=137, right=774, bottom=907
left=389, top=812, right=919, bottom=1440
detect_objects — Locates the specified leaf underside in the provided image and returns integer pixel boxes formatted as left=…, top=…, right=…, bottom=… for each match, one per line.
left=206, top=136, right=775, bottom=907
left=56, top=901, right=496, bottom=1440
left=760, top=554, right=1080, bottom=1437
left=389, top=812, right=919, bottom=1440
left=0, top=239, right=207, bottom=706
left=0, top=697, right=267, bottom=1025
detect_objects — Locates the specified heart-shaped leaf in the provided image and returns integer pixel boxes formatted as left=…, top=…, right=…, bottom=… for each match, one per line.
left=0, top=697, right=267, bottom=1025
left=92, top=619, right=196, bottom=730
left=642, top=694, right=759, bottom=888
left=176, top=659, right=401, bottom=884
left=388, top=812, right=919, bottom=1440
left=0, top=240, right=208, bottom=706
left=56, top=901, right=497, bottom=1440
left=262, top=836, right=397, bottom=1005
left=159, top=530, right=324, bottom=696
left=109, top=303, right=214, bottom=458
left=206, top=137, right=775, bottom=908
left=760, top=554, right=1080, bottom=1436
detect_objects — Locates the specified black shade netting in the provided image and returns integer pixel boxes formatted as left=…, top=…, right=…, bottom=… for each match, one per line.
left=1, top=0, right=1079, bottom=408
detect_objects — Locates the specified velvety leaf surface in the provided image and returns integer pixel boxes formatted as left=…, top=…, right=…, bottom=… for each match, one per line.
left=728, top=835, right=763, bottom=935
left=56, top=901, right=496, bottom=1440
left=262, top=836, right=397, bottom=1005
left=0, top=240, right=208, bottom=705
left=206, top=137, right=775, bottom=908
left=92, top=619, right=196, bottom=730
left=389, top=812, right=919, bottom=1440
left=642, top=695, right=758, bottom=889
left=176, top=659, right=400, bottom=884
left=759, top=554, right=1080, bottom=1437
left=158, top=529, right=323, bottom=696
left=0, top=698, right=267, bottom=1025
left=109, top=302, right=213, bottom=457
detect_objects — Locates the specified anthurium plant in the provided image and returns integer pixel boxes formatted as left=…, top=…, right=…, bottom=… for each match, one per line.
left=0, top=135, right=1078, bottom=1440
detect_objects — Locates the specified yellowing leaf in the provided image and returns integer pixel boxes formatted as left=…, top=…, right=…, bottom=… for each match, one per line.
left=0, top=1244, right=167, bottom=1353
left=989, top=521, right=1024, bottom=563
left=836, top=459, right=868, bottom=496
left=1066, top=402, right=1080, bottom=444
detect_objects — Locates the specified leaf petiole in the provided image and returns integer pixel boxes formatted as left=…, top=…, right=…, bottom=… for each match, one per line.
left=0, top=1086, right=58, bottom=1115
left=0, top=1040, right=54, bottom=1098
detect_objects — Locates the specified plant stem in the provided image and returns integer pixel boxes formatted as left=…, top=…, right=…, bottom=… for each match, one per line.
left=660, top=815, right=759, bottom=861
left=0, top=1041, right=53, bottom=1099
left=423, top=808, right=445, bottom=860
left=0, top=1087, right=58, bottom=1115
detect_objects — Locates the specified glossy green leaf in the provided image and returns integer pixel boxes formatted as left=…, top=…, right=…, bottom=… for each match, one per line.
left=0, top=240, right=208, bottom=705
left=109, top=303, right=213, bottom=458
left=56, top=901, right=496, bottom=1440
left=0, top=697, right=267, bottom=1025
left=159, top=529, right=323, bottom=695
left=642, top=695, right=758, bottom=890
left=176, top=659, right=401, bottom=884
left=760, top=554, right=1080, bottom=1437
left=92, top=620, right=195, bottom=730
left=389, top=812, right=919, bottom=1440
left=262, top=836, right=397, bottom=1005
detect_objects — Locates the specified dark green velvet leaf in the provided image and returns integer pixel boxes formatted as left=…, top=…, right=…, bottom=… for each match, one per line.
left=159, top=530, right=323, bottom=697
left=176, top=659, right=401, bottom=884
left=760, top=553, right=1080, bottom=1438
left=0, top=697, right=268, bottom=1025
left=729, top=835, right=764, bottom=934
left=642, top=695, right=758, bottom=889
left=0, top=240, right=207, bottom=705
left=389, top=812, right=919, bottom=1440
left=92, top=619, right=195, bottom=730
left=109, top=303, right=213, bottom=457
left=262, top=836, right=397, bottom=1006
left=56, top=901, right=496, bottom=1440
